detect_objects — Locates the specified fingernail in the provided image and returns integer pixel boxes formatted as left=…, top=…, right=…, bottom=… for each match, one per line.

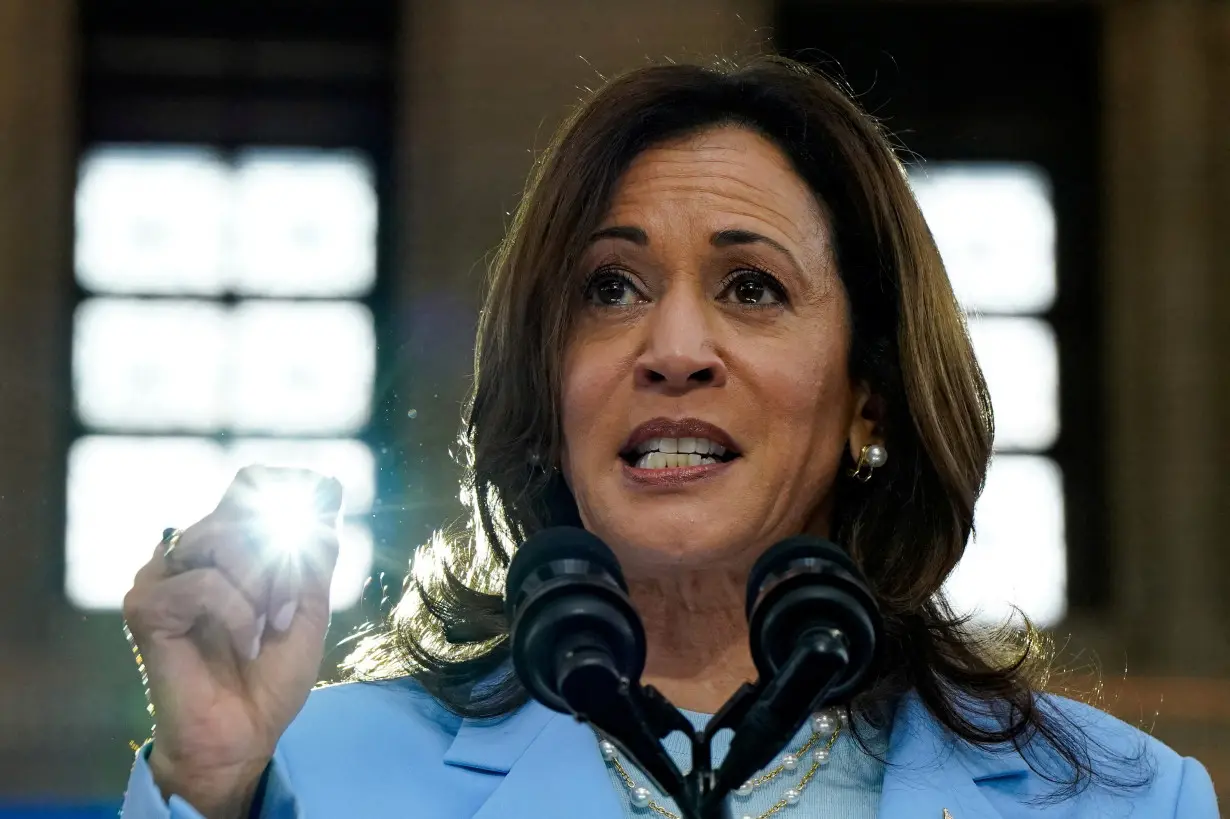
left=248, top=632, right=262, bottom=661
left=272, top=601, right=297, bottom=632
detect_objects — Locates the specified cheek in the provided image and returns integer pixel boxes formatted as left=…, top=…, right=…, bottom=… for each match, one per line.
left=786, top=369, right=851, bottom=434
left=759, top=363, right=853, bottom=534
left=749, top=330, right=854, bottom=464
left=560, top=337, right=627, bottom=473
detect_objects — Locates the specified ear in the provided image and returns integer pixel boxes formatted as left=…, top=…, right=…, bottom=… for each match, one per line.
left=847, top=381, right=886, bottom=462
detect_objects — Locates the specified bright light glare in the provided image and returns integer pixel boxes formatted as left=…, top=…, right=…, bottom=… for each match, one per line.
left=332, top=523, right=374, bottom=610
left=66, top=440, right=369, bottom=610
left=227, top=438, right=376, bottom=516
left=250, top=478, right=334, bottom=557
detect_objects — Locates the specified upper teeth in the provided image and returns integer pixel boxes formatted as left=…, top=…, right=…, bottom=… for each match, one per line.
left=635, top=437, right=727, bottom=457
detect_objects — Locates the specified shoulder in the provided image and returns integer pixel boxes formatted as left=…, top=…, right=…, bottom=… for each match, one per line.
left=889, top=690, right=1216, bottom=818
left=269, top=677, right=521, bottom=815
left=279, top=676, right=462, bottom=759
left=302, top=676, right=461, bottom=729
left=993, top=694, right=1217, bottom=818
left=1037, top=693, right=1155, bottom=758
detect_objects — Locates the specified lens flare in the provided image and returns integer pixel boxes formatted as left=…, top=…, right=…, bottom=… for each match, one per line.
left=252, top=477, right=329, bottom=556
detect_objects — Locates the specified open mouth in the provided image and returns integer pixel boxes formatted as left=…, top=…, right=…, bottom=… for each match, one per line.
left=620, top=437, right=740, bottom=469
left=619, top=417, right=742, bottom=473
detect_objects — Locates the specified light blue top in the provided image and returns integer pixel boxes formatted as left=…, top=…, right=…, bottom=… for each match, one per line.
left=602, top=707, right=886, bottom=819
left=120, top=677, right=1218, bottom=818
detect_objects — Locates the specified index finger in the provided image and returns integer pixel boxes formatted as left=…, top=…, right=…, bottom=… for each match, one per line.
left=217, top=466, right=343, bottom=521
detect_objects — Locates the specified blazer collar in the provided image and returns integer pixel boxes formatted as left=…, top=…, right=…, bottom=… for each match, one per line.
left=442, top=696, right=556, bottom=773
left=446, top=700, right=624, bottom=819
left=444, top=691, right=1030, bottom=819
left=879, top=691, right=1029, bottom=819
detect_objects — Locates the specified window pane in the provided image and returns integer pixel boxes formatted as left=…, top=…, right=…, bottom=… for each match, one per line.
left=67, top=435, right=370, bottom=611
left=76, top=146, right=228, bottom=295
left=232, top=149, right=377, bottom=297
left=66, top=436, right=228, bottom=609
left=74, top=298, right=227, bottom=431
left=227, top=438, right=377, bottom=516
left=968, top=316, right=1059, bottom=450
left=909, top=162, right=1056, bottom=314
left=227, top=301, right=375, bottom=434
left=943, top=454, right=1066, bottom=627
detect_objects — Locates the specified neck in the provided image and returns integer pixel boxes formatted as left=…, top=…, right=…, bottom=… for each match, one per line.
left=628, top=567, right=757, bottom=715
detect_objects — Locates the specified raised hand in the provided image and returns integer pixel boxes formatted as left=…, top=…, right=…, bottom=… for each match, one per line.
left=123, top=466, right=343, bottom=818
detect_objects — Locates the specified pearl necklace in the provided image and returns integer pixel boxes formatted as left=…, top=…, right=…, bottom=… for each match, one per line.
left=599, top=709, right=844, bottom=819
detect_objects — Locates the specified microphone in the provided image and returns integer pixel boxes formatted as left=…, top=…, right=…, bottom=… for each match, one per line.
left=746, top=535, right=879, bottom=700
left=505, top=526, right=646, bottom=718
left=506, top=528, right=881, bottom=819
left=506, top=527, right=691, bottom=802
left=710, top=536, right=880, bottom=800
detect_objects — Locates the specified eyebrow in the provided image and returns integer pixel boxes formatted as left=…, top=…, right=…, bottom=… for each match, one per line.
left=710, top=228, right=794, bottom=260
left=587, top=225, right=795, bottom=260
left=588, top=225, right=649, bottom=245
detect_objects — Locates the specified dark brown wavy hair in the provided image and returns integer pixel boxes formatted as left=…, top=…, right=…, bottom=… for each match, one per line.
left=345, top=56, right=1145, bottom=798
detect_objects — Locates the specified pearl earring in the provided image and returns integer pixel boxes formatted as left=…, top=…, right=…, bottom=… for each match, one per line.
left=850, top=443, right=887, bottom=483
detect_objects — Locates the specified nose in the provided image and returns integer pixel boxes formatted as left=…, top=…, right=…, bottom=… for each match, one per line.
left=634, top=289, right=727, bottom=393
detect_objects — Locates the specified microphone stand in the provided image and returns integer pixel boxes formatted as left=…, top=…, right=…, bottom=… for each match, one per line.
left=558, top=628, right=852, bottom=819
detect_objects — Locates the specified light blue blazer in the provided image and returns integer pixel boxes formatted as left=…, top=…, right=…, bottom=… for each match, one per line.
left=121, top=677, right=1217, bottom=818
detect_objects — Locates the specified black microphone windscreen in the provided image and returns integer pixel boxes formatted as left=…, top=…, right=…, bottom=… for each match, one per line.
left=506, top=526, right=625, bottom=605
left=746, top=536, right=860, bottom=615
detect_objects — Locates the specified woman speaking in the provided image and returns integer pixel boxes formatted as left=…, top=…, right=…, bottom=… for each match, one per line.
left=119, top=58, right=1217, bottom=818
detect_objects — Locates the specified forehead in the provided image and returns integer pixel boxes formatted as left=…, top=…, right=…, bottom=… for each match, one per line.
left=602, top=126, right=828, bottom=243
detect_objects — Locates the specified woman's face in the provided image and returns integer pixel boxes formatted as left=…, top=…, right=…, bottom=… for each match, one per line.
left=560, top=125, right=877, bottom=576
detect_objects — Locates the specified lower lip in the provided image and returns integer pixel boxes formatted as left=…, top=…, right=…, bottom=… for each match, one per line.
left=621, top=457, right=736, bottom=487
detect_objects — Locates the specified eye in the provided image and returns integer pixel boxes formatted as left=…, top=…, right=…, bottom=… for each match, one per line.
left=719, top=269, right=788, bottom=306
left=584, top=268, right=646, bottom=307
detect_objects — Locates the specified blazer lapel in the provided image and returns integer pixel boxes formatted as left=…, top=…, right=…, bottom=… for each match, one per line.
left=445, top=690, right=1030, bottom=819
left=879, top=693, right=1028, bottom=819
left=444, top=699, right=624, bottom=819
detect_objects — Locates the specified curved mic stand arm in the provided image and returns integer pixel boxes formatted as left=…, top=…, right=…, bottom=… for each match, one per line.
left=578, top=629, right=851, bottom=819
left=558, top=647, right=692, bottom=801
left=703, top=627, right=849, bottom=811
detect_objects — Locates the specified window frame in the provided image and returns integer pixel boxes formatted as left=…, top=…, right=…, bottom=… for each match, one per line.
left=61, top=0, right=399, bottom=617
left=778, top=1, right=1105, bottom=619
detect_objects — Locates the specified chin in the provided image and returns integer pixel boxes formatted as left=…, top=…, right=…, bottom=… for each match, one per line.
left=599, top=518, right=763, bottom=574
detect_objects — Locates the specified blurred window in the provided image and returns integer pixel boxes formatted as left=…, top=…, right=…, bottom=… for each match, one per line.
left=911, top=163, right=1065, bottom=626
left=68, top=146, right=378, bottom=610
left=779, top=3, right=1101, bottom=630
left=70, top=0, right=396, bottom=616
